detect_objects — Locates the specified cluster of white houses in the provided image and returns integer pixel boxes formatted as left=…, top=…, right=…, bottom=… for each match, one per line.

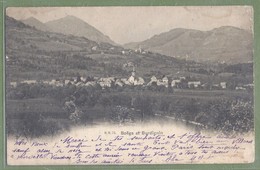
left=9, top=68, right=234, bottom=90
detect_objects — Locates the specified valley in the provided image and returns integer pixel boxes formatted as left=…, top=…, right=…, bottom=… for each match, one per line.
left=5, top=15, right=254, bottom=138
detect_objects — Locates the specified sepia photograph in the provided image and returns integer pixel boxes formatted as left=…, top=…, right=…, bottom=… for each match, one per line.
left=5, top=6, right=254, bottom=165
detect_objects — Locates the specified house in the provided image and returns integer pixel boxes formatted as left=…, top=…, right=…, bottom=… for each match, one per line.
left=180, top=76, right=186, bottom=80
left=162, top=76, right=169, bottom=87
left=171, top=79, right=181, bottom=87
left=162, top=76, right=168, bottom=83
left=243, top=84, right=253, bottom=90
left=128, top=75, right=145, bottom=86
left=91, top=46, right=98, bottom=51
left=188, top=81, right=201, bottom=88
left=147, top=76, right=158, bottom=86
left=72, top=76, right=80, bottom=83
left=151, top=76, right=157, bottom=82
left=121, top=78, right=130, bottom=85
left=244, top=84, right=254, bottom=88
left=49, top=79, right=57, bottom=86
left=135, top=48, right=141, bottom=53
left=122, top=50, right=130, bottom=55
left=85, top=81, right=96, bottom=87
left=99, top=81, right=108, bottom=88
left=65, top=80, right=71, bottom=85
left=81, top=77, right=87, bottom=83
left=115, top=79, right=124, bottom=87
left=134, top=77, right=145, bottom=86
left=10, top=82, right=17, bottom=88
left=157, top=76, right=169, bottom=87
left=76, top=82, right=84, bottom=87
left=108, top=77, right=116, bottom=82
left=220, top=82, right=227, bottom=89
left=236, top=86, right=246, bottom=90
left=55, top=81, right=64, bottom=87
left=128, top=75, right=136, bottom=84
left=43, top=80, right=49, bottom=84
left=125, top=65, right=145, bottom=86
left=98, top=77, right=115, bottom=88
left=21, top=80, right=37, bottom=85
left=6, top=55, right=9, bottom=62
left=48, top=79, right=63, bottom=87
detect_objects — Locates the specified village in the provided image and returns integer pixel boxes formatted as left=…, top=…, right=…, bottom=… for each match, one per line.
left=5, top=10, right=254, bottom=141
left=9, top=66, right=253, bottom=91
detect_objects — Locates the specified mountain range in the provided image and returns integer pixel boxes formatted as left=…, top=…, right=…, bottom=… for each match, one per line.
left=125, top=27, right=253, bottom=64
left=9, top=15, right=253, bottom=64
left=14, top=15, right=253, bottom=64
left=21, top=15, right=116, bottom=45
left=5, top=15, right=253, bottom=87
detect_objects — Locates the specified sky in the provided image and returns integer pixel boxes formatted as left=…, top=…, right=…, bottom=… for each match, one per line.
left=6, top=6, right=253, bottom=45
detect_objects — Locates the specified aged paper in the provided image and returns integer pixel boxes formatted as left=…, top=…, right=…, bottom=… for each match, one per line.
left=5, top=6, right=254, bottom=165
left=7, top=125, right=254, bottom=165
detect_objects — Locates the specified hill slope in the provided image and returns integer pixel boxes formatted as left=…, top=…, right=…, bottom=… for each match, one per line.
left=5, top=16, right=190, bottom=81
left=21, top=17, right=51, bottom=32
left=45, top=15, right=117, bottom=45
left=125, top=27, right=253, bottom=64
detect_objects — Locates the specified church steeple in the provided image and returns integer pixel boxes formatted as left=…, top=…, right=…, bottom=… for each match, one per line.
left=131, top=66, right=136, bottom=77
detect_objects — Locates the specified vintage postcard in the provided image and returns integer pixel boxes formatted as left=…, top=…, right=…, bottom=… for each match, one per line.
left=5, top=6, right=254, bottom=165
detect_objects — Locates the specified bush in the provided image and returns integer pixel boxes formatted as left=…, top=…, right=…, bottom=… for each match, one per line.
left=133, top=96, right=155, bottom=121
left=192, top=99, right=253, bottom=133
left=10, top=112, right=71, bottom=138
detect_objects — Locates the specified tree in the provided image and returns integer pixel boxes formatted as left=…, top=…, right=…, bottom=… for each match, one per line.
left=159, top=99, right=171, bottom=114
left=134, top=96, right=154, bottom=121
left=99, top=96, right=112, bottom=110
